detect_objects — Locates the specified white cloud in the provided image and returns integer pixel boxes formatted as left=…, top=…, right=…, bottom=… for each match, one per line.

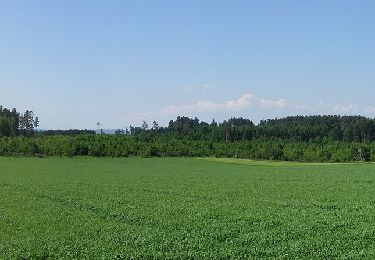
left=184, top=83, right=211, bottom=92
left=259, top=98, right=306, bottom=109
left=161, top=93, right=254, bottom=114
left=127, top=93, right=254, bottom=122
left=365, top=106, right=375, bottom=113
left=313, top=102, right=360, bottom=115
left=126, top=90, right=372, bottom=125
left=260, top=98, right=288, bottom=109
left=331, top=104, right=357, bottom=113
left=184, top=85, right=194, bottom=92
left=315, top=102, right=332, bottom=110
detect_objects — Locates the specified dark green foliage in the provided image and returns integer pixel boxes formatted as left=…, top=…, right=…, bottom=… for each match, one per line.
left=0, top=135, right=374, bottom=162
left=158, top=115, right=375, bottom=143
left=0, top=105, right=36, bottom=137
left=257, top=115, right=375, bottom=142
left=2, top=104, right=375, bottom=162
left=38, top=129, right=96, bottom=136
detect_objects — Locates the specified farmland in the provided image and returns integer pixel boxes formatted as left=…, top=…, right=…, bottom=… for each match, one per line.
left=1, top=157, right=375, bottom=259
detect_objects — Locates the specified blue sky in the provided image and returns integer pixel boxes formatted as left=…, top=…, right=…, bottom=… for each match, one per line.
left=0, top=0, right=374, bottom=129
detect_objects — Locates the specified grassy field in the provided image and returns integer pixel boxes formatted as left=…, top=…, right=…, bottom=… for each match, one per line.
left=1, top=157, right=375, bottom=259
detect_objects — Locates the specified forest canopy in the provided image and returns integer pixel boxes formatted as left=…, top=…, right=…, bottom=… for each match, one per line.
left=1, top=105, right=375, bottom=162
left=0, top=105, right=38, bottom=137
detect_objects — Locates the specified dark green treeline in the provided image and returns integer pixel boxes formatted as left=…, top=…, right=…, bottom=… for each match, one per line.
left=1, top=105, right=375, bottom=162
left=0, top=106, right=38, bottom=136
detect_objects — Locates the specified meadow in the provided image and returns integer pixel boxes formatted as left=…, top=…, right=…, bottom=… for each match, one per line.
left=1, top=157, right=375, bottom=259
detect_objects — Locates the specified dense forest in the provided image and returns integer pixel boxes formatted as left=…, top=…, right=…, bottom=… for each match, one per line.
left=1, top=105, right=375, bottom=162
left=0, top=106, right=39, bottom=136
left=129, top=115, right=375, bottom=143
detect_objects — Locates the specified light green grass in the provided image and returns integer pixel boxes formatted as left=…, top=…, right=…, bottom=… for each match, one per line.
left=199, top=157, right=374, bottom=166
left=1, top=157, right=375, bottom=259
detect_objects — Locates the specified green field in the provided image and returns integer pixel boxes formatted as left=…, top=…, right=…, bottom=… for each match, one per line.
left=1, top=157, right=375, bottom=259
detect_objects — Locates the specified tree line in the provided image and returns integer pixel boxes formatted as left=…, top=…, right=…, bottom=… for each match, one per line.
left=0, top=106, right=94, bottom=137
left=0, top=135, right=373, bottom=162
left=1, top=105, right=375, bottom=162
left=128, top=115, right=375, bottom=143
left=0, top=106, right=39, bottom=137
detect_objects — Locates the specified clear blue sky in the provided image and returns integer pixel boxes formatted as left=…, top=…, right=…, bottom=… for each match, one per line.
left=1, top=0, right=374, bottom=129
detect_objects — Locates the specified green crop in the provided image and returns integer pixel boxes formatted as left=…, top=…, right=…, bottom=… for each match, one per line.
left=1, top=157, right=375, bottom=259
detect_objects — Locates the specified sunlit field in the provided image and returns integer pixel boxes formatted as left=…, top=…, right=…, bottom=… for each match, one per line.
left=1, top=157, right=375, bottom=259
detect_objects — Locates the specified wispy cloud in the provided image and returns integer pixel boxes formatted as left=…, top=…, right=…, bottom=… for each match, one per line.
left=161, top=93, right=254, bottom=114
left=313, top=102, right=359, bottom=115
left=127, top=93, right=254, bottom=122
left=315, top=102, right=332, bottom=110
left=126, top=91, right=373, bottom=125
left=331, top=104, right=357, bottom=113
left=183, top=83, right=211, bottom=93
left=259, top=98, right=306, bottom=109
left=365, top=106, right=375, bottom=113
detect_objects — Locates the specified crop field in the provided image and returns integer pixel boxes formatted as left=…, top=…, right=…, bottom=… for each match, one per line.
left=1, top=157, right=375, bottom=259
